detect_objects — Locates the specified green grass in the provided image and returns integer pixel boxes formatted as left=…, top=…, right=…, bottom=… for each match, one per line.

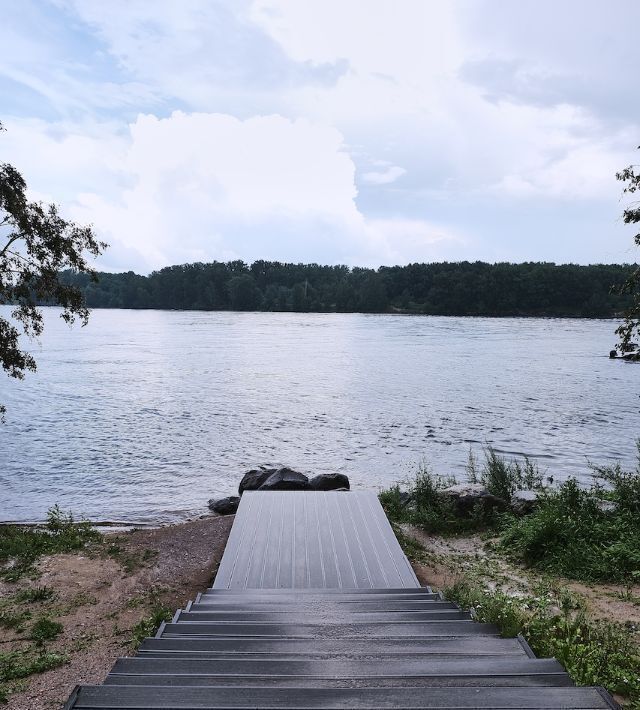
left=15, top=586, right=55, bottom=603
left=0, top=610, right=31, bottom=633
left=129, top=605, right=173, bottom=648
left=379, top=453, right=519, bottom=534
left=0, top=650, right=67, bottom=704
left=447, top=580, right=640, bottom=707
left=29, top=617, right=63, bottom=644
left=382, top=443, right=640, bottom=584
left=0, top=506, right=101, bottom=580
left=500, top=468, right=640, bottom=584
left=105, top=542, right=157, bottom=574
left=468, top=447, right=544, bottom=502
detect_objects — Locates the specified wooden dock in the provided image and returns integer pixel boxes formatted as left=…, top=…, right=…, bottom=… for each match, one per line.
left=65, top=491, right=618, bottom=709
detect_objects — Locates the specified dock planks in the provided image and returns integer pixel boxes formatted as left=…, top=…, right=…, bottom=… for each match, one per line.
left=213, top=491, right=419, bottom=589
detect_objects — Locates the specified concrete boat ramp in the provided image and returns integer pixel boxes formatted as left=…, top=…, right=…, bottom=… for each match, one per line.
left=65, top=491, right=617, bottom=709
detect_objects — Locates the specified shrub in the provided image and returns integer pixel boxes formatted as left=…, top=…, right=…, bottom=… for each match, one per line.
left=473, top=447, right=543, bottom=502
left=499, top=478, right=640, bottom=583
left=380, top=451, right=542, bottom=534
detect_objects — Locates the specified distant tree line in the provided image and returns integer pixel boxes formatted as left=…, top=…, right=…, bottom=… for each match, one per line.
left=58, top=260, right=636, bottom=317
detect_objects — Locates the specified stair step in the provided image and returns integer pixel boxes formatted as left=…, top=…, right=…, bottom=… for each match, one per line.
left=159, top=620, right=498, bottom=638
left=138, top=636, right=531, bottom=657
left=109, top=656, right=565, bottom=678
left=202, top=589, right=435, bottom=599
left=177, top=610, right=471, bottom=623
left=104, top=674, right=574, bottom=689
left=67, top=684, right=613, bottom=708
left=190, top=600, right=454, bottom=612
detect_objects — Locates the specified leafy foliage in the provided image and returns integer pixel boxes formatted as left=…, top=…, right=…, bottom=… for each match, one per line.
left=59, top=259, right=635, bottom=317
left=499, top=453, right=640, bottom=583
left=380, top=449, right=540, bottom=534
left=0, top=121, right=106, bottom=417
left=615, top=148, right=640, bottom=352
left=447, top=580, right=640, bottom=706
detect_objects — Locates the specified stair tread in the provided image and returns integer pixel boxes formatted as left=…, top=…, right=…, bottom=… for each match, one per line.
left=69, top=684, right=612, bottom=709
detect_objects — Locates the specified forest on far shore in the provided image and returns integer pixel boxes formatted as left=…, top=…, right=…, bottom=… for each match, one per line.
left=59, top=260, right=637, bottom=317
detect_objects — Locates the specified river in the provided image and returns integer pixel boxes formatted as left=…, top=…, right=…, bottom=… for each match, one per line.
left=0, top=308, right=637, bottom=523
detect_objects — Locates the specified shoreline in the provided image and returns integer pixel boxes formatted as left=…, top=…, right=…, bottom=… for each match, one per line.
left=2, top=512, right=638, bottom=708
left=0, top=514, right=234, bottom=709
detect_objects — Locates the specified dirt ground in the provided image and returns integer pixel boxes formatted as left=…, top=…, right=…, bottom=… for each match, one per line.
left=0, top=514, right=233, bottom=710
left=403, top=524, right=640, bottom=628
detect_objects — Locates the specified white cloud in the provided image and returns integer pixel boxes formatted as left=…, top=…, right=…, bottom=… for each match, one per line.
left=2, top=0, right=638, bottom=266
left=1, top=112, right=460, bottom=271
left=362, top=166, right=406, bottom=185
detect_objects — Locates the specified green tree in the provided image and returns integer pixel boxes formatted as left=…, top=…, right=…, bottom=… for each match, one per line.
left=0, top=121, right=106, bottom=417
left=228, top=274, right=262, bottom=310
left=615, top=147, right=640, bottom=353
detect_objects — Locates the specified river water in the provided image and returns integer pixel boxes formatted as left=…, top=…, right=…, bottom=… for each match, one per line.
left=0, top=308, right=637, bottom=524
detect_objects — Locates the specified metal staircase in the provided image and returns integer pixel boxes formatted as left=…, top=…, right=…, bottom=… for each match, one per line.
left=64, top=492, right=618, bottom=709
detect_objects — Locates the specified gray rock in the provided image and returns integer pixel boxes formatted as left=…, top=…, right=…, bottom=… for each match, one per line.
left=441, top=483, right=507, bottom=516
left=595, top=498, right=617, bottom=513
left=259, top=467, right=311, bottom=491
left=208, top=496, right=240, bottom=515
left=511, top=489, right=540, bottom=515
left=238, top=468, right=276, bottom=495
left=309, top=473, right=350, bottom=491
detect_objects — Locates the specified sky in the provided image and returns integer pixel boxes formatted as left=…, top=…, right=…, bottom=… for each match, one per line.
left=1, top=0, right=639, bottom=274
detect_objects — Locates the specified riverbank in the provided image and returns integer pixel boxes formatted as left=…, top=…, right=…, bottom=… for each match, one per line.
left=398, top=525, right=640, bottom=707
left=2, top=501, right=639, bottom=708
left=0, top=515, right=233, bottom=709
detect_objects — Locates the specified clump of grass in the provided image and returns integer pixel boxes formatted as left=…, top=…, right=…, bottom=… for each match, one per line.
left=29, top=617, right=63, bottom=644
left=130, top=606, right=173, bottom=648
left=447, top=580, right=640, bottom=706
left=106, top=542, right=157, bottom=574
left=380, top=464, right=482, bottom=534
left=379, top=455, right=524, bottom=534
left=0, top=506, right=101, bottom=581
left=15, top=587, right=55, bottom=604
left=0, top=650, right=67, bottom=704
left=470, top=447, right=543, bottom=502
left=500, top=456, right=640, bottom=583
left=0, top=610, right=31, bottom=633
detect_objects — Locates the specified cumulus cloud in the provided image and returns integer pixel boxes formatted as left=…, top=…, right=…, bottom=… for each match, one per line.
left=1, top=112, right=459, bottom=271
left=2, top=0, right=638, bottom=266
left=362, top=166, right=406, bottom=185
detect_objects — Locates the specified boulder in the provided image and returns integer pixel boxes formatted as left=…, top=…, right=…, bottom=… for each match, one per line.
left=309, top=473, right=350, bottom=491
left=398, top=491, right=413, bottom=507
left=238, top=468, right=276, bottom=495
left=259, top=467, right=311, bottom=491
left=208, top=496, right=240, bottom=515
left=511, top=489, right=540, bottom=515
left=441, top=483, right=507, bottom=516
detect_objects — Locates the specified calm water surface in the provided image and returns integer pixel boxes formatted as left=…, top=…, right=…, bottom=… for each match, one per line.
left=0, top=308, right=637, bottom=523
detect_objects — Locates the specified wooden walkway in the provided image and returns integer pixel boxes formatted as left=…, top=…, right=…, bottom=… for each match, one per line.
left=65, top=491, right=618, bottom=709
left=214, top=491, right=419, bottom=589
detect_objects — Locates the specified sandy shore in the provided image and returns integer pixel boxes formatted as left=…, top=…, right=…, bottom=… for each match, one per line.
left=1, top=514, right=234, bottom=710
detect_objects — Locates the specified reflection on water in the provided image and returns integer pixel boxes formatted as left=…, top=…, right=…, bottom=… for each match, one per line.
left=0, top=308, right=637, bottom=523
